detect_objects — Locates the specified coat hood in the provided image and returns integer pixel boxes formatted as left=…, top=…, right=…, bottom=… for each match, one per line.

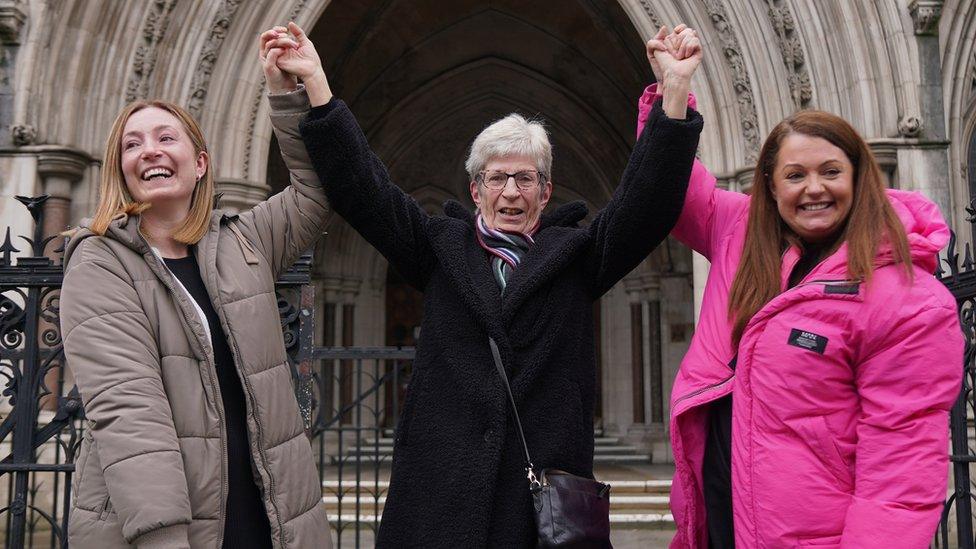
left=809, top=189, right=949, bottom=277
left=63, top=214, right=150, bottom=266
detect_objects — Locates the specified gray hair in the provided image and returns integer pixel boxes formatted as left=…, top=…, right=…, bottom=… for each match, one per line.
left=464, top=113, right=552, bottom=181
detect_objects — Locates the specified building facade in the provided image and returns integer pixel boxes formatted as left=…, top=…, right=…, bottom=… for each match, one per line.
left=1, top=0, right=973, bottom=457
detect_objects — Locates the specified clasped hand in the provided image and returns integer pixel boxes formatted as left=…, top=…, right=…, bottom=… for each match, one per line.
left=646, top=24, right=702, bottom=85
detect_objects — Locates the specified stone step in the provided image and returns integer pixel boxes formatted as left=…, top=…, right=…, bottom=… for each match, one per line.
left=329, top=453, right=652, bottom=465
left=342, top=444, right=645, bottom=457
left=324, top=513, right=673, bottom=528
left=362, top=436, right=624, bottom=447
left=322, top=494, right=669, bottom=512
left=322, top=479, right=671, bottom=496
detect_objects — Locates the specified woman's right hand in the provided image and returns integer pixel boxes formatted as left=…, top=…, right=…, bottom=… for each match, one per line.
left=646, top=24, right=701, bottom=84
left=646, top=24, right=701, bottom=119
left=265, top=22, right=333, bottom=106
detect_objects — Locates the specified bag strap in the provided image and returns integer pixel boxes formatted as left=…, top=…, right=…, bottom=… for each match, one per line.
left=488, top=337, right=541, bottom=489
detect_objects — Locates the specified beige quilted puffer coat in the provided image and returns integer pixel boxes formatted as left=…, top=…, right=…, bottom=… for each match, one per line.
left=60, top=88, right=331, bottom=548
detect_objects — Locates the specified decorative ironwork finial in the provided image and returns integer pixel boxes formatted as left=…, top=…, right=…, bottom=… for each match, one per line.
left=966, top=197, right=976, bottom=224
left=14, top=195, right=48, bottom=225
left=0, top=228, right=19, bottom=267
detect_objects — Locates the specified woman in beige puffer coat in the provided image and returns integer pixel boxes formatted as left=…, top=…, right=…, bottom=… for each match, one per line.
left=59, top=32, right=332, bottom=548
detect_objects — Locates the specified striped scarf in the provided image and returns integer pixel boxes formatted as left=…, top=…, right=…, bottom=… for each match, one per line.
left=475, top=214, right=537, bottom=292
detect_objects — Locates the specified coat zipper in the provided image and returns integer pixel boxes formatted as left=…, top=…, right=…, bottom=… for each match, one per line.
left=203, top=235, right=288, bottom=547
left=140, top=243, right=230, bottom=546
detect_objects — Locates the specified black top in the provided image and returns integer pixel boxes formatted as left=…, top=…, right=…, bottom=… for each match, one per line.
left=703, top=390, right=734, bottom=548
left=164, top=254, right=272, bottom=549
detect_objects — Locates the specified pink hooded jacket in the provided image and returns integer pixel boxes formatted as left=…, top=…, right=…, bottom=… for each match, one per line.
left=638, top=85, right=964, bottom=548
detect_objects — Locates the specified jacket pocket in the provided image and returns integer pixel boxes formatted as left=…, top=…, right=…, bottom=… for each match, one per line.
left=793, top=415, right=852, bottom=490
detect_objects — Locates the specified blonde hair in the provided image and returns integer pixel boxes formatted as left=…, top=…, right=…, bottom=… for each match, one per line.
left=90, top=100, right=213, bottom=243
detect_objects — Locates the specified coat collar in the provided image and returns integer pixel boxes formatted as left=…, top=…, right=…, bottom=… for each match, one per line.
left=433, top=200, right=592, bottom=331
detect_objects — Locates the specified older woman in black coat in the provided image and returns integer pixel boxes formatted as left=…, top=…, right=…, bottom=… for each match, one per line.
left=264, top=22, right=703, bottom=548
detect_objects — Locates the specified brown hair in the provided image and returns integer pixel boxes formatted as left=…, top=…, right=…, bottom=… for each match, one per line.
left=90, top=100, right=213, bottom=243
left=728, top=110, right=912, bottom=346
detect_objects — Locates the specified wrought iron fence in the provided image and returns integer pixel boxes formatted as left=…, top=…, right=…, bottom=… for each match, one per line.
left=4, top=191, right=976, bottom=548
left=936, top=208, right=976, bottom=549
left=0, top=195, right=414, bottom=548
left=309, top=347, right=413, bottom=548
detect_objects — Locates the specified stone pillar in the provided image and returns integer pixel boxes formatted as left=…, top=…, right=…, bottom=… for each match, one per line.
left=621, top=273, right=665, bottom=450
left=0, top=0, right=27, bottom=148
left=35, top=147, right=89, bottom=255
left=902, top=0, right=952, bottom=220
left=215, top=178, right=270, bottom=214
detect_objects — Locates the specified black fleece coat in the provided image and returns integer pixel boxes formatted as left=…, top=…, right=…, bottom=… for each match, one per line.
left=300, top=99, right=702, bottom=548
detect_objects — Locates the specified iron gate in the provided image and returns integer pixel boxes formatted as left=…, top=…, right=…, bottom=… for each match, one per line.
left=2, top=192, right=975, bottom=547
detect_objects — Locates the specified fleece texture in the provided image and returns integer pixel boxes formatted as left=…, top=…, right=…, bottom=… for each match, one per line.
left=299, top=98, right=702, bottom=548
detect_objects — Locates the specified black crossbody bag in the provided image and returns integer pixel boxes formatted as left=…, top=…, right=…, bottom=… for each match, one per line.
left=488, top=338, right=613, bottom=548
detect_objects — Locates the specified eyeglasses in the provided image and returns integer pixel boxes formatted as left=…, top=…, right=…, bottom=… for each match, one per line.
left=476, top=170, right=547, bottom=191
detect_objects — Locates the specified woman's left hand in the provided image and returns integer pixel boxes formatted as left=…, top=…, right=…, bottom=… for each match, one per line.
left=263, top=22, right=332, bottom=106
left=259, top=26, right=298, bottom=94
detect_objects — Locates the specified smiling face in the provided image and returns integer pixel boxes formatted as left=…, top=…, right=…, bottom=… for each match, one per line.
left=770, top=133, right=854, bottom=244
left=470, top=154, right=552, bottom=233
left=120, top=106, right=207, bottom=216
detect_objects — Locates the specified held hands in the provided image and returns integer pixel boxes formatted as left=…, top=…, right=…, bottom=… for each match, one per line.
left=646, top=24, right=702, bottom=84
left=645, top=24, right=701, bottom=119
left=259, top=22, right=333, bottom=106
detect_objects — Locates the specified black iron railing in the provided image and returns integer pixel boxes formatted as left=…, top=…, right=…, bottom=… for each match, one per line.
left=4, top=191, right=976, bottom=548
left=935, top=204, right=976, bottom=549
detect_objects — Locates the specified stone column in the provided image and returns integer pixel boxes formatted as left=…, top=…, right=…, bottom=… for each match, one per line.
left=902, top=1, right=952, bottom=220
left=0, top=0, right=27, bottom=148
left=35, top=147, right=89, bottom=255
left=215, top=178, right=270, bottom=214
left=621, top=273, right=664, bottom=450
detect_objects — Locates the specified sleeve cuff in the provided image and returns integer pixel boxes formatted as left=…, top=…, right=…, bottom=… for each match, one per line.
left=640, top=83, right=697, bottom=111
left=308, top=98, right=342, bottom=121
left=268, top=84, right=312, bottom=114
left=133, top=523, right=190, bottom=549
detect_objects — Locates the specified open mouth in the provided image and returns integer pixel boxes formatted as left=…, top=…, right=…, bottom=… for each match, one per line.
left=498, top=208, right=524, bottom=216
left=141, top=167, right=174, bottom=181
left=799, top=202, right=832, bottom=212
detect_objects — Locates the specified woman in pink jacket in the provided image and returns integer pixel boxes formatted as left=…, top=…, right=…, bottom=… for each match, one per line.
left=642, top=26, right=964, bottom=549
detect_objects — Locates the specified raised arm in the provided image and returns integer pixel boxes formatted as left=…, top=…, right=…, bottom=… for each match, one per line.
left=635, top=25, right=748, bottom=260
left=222, top=26, right=331, bottom=280
left=585, top=26, right=703, bottom=296
left=267, top=22, right=436, bottom=289
left=61, top=239, right=191, bottom=547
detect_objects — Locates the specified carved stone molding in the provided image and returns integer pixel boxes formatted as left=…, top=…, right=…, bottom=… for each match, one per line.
left=10, top=124, right=35, bottom=146
left=765, top=0, right=812, bottom=109
left=125, top=0, right=177, bottom=102
left=0, top=0, right=27, bottom=45
left=637, top=0, right=664, bottom=30
left=244, top=0, right=309, bottom=175
left=36, top=146, right=91, bottom=199
left=909, top=0, right=942, bottom=36
left=701, top=0, right=761, bottom=164
left=215, top=178, right=271, bottom=214
left=898, top=115, right=923, bottom=137
left=187, top=0, right=244, bottom=117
